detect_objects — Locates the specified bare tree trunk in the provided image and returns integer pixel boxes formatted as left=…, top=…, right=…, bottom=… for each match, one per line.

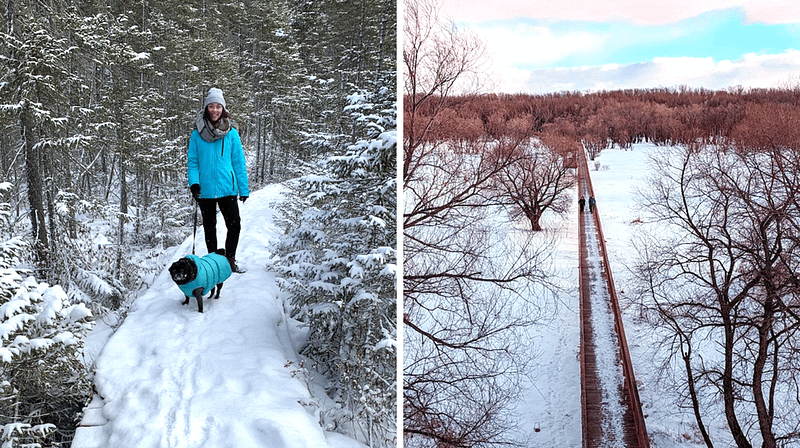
left=374, top=0, right=390, bottom=83
left=116, top=143, right=128, bottom=275
left=680, top=338, right=713, bottom=448
left=751, top=221, right=779, bottom=448
left=8, top=0, right=48, bottom=264
left=525, top=209, right=542, bottom=232
left=752, top=301, right=776, bottom=448
left=721, top=285, right=751, bottom=447
left=5, top=0, right=16, bottom=35
left=42, top=131, right=58, bottom=281
left=20, top=103, right=48, bottom=264
left=254, top=114, right=262, bottom=181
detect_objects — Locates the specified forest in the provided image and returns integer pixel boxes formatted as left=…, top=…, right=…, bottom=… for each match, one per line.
left=406, top=86, right=800, bottom=154
left=403, top=1, right=800, bottom=444
left=1, top=0, right=396, bottom=446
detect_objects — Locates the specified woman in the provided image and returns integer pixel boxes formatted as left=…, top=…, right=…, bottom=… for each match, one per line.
left=187, top=87, right=249, bottom=273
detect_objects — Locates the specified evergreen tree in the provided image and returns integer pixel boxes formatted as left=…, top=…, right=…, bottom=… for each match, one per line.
left=0, top=3, right=82, bottom=271
left=236, top=0, right=313, bottom=182
left=274, top=83, right=397, bottom=447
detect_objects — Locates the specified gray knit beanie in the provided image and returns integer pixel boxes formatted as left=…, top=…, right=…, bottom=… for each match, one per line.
left=204, top=87, right=226, bottom=109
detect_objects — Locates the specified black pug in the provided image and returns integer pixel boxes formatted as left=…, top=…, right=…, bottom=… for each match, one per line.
left=168, top=249, right=233, bottom=313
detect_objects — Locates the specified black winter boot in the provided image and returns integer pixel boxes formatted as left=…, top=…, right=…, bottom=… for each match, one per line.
left=228, top=256, right=244, bottom=274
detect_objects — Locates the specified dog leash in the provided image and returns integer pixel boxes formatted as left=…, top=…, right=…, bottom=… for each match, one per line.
left=192, top=199, right=198, bottom=255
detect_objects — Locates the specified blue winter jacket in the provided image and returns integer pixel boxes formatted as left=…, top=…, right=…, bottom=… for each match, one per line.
left=187, top=127, right=250, bottom=199
left=177, top=253, right=233, bottom=297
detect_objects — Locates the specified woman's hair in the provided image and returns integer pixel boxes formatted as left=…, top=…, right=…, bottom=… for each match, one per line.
left=204, top=106, right=231, bottom=124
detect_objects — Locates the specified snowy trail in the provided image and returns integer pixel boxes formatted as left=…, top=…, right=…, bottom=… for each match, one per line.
left=578, top=150, right=648, bottom=448
left=73, top=185, right=354, bottom=448
left=582, top=208, right=628, bottom=447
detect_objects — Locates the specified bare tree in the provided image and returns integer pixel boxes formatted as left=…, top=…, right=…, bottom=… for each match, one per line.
left=403, top=0, right=488, bottom=183
left=632, top=145, right=800, bottom=448
left=403, top=1, right=552, bottom=446
left=403, top=135, right=552, bottom=447
left=493, top=135, right=576, bottom=231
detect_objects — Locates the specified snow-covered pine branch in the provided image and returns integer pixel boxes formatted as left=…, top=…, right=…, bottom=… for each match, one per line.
left=0, top=237, right=93, bottom=447
left=273, top=85, right=397, bottom=448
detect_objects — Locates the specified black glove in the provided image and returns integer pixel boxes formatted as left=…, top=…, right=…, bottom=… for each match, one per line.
left=190, top=184, right=200, bottom=199
left=239, top=196, right=248, bottom=203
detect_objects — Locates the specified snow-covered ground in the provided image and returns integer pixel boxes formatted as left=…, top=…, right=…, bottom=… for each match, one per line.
left=519, top=144, right=721, bottom=447
left=591, top=145, right=716, bottom=448
left=514, top=208, right=581, bottom=447
left=73, top=184, right=365, bottom=448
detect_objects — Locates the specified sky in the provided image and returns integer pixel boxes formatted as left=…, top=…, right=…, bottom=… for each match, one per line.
left=437, top=0, right=800, bottom=93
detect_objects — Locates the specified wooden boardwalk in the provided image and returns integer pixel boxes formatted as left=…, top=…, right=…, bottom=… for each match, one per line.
left=577, top=149, right=649, bottom=448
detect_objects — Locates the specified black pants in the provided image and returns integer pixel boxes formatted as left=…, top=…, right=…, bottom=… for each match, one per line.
left=197, top=196, right=241, bottom=260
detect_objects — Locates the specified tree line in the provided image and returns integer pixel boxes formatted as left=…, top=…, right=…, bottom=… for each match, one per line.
left=407, top=86, right=800, bottom=152
left=405, top=84, right=800, bottom=234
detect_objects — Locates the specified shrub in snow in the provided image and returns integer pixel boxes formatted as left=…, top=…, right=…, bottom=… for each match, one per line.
left=0, top=238, right=94, bottom=447
left=274, top=86, right=396, bottom=447
left=0, top=420, right=56, bottom=448
left=21, top=188, right=129, bottom=314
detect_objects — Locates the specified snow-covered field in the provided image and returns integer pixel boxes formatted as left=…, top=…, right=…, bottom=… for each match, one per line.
left=514, top=206, right=581, bottom=446
left=73, top=184, right=365, bottom=448
left=519, top=144, right=723, bottom=448
left=591, top=145, right=719, bottom=448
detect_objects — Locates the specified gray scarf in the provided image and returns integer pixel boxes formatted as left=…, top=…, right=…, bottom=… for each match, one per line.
left=195, top=110, right=230, bottom=143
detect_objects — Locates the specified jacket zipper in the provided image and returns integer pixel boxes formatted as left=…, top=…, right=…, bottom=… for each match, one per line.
left=221, top=138, right=225, bottom=157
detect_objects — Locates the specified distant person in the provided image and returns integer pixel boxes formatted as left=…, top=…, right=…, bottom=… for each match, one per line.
left=188, top=87, right=250, bottom=273
left=588, top=196, right=596, bottom=213
left=578, top=196, right=586, bottom=213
